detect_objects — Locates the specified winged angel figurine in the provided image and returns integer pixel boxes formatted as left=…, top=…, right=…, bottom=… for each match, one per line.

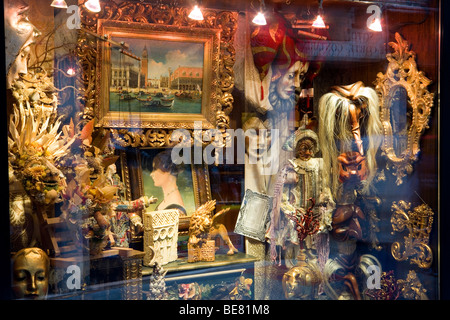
left=188, top=200, right=238, bottom=256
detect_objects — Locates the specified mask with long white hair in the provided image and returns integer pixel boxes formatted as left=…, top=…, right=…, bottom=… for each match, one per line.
left=318, top=81, right=382, bottom=199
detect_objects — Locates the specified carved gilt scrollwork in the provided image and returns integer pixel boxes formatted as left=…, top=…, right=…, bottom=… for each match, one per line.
left=390, top=200, right=434, bottom=269
left=76, top=0, right=237, bottom=148
left=374, top=32, right=434, bottom=185
left=397, top=270, right=428, bottom=300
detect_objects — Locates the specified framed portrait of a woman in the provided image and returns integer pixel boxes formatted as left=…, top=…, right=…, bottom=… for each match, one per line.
left=120, top=147, right=211, bottom=232
left=140, top=148, right=196, bottom=216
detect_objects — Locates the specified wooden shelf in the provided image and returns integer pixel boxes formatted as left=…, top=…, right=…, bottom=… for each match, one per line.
left=142, top=252, right=257, bottom=276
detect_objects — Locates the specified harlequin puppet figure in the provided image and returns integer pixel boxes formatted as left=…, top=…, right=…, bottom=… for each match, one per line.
left=245, top=13, right=321, bottom=300
left=250, top=13, right=288, bottom=101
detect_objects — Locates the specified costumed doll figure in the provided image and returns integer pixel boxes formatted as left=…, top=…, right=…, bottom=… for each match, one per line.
left=269, top=117, right=334, bottom=273
left=318, top=82, right=383, bottom=300
left=57, top=121, right=130, bottom=255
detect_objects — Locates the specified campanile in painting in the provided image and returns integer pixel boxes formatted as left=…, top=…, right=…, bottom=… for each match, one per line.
left=141, top=45, right=149, bottom=87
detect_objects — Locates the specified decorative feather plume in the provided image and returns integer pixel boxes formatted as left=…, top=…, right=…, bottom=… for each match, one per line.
left=8, top=101, right=75, bottom=203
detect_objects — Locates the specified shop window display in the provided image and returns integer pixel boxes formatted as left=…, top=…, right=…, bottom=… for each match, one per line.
left=1, top=0, right=443, bottom=303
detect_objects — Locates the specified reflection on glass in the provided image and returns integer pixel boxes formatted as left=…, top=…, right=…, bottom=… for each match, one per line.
left=389, top=86, right=409, bottom=155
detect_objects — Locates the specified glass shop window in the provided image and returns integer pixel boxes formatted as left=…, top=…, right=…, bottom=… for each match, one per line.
left=3, top=0, right=441, bottom=303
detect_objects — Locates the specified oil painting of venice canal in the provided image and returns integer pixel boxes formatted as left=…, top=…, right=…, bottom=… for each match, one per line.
left=109, top=37, right=205, bottom=114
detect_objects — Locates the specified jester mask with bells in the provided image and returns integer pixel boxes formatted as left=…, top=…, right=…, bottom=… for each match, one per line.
left=318, top=81, right=382, bottom=197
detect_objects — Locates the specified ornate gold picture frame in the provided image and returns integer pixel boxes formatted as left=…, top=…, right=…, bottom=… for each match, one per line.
left=96, top=19, right=220, bottom=130
left=374, top=32, right=434, bottom=185
left=78, top=0, right=237, bottom=148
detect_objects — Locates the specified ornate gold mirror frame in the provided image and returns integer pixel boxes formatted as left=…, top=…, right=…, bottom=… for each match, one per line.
left=77, top=0, right=237, bottom=148
left=374, top=32, right=434, bottom=185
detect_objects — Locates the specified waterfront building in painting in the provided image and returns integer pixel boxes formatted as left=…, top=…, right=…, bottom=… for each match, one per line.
left=169, top=66, right=203, bottom=91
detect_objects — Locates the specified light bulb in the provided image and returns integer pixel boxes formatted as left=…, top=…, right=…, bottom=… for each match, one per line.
left=67, top=68, right=76, bottom=76
left=84, top=0, right=101, bottom=13
left=368, top=18, right=382, bottom=32
left=188, top=5, right=204, bottom=21
left=50, top=0, right=68, bottom=8
left=312, top=14, right=326, bottom=28
left=252, top=12, right=267, bottom=25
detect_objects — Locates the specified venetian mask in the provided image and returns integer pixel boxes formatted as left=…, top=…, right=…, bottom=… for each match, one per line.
left=243, top=117, right=273, bottom=162
left=12, top=247, right=49, bottom=300
left=282, top=251, right=322, bottom=300
left=21, top=157, right=64, bottom=205
left=331, top=204, right=365, bottom=241
left=283, top=126, right=319, bottom=161
left=274, top=61, right=309, bottom=101
left=295, top=137, right=316, bottom=161
left=337, top=151, right=368, bottom=184
left=4, top=0, right=41, bottom=89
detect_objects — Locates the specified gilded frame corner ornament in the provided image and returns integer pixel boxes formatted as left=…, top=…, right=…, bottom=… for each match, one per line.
left=374, top=32, right=434, bottom=185
left=77, top=0, right=237, bottom=148
left=390, top=200, right=434, bottom=269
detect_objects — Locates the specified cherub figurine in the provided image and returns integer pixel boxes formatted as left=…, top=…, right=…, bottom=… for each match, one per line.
left=188, top=200, right=238, bottom=256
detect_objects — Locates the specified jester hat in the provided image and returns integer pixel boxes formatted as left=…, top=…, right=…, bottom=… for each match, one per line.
left=251, top=13, right=308, bottom=99
left=272, top=31, right=308, bottom=75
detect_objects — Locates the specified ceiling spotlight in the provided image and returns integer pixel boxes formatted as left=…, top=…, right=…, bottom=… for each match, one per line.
left=312, top=0, right=326, bottom=28
left=368, top=18, right=382, bottom=32
left=367, top=5, right=383, bottom=32
left=252, top=0, right=267, bottom=25
left=50, top=0, right=68, bottom=8
left=188, top=5, right=204, bottom=21
left=312, top=14, right=326, bottom=28
left=66, top=68, right=76, bottom=76
left=84, top=0, right=101, bottom=13
left=252, top=12, right=267, bottom=26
